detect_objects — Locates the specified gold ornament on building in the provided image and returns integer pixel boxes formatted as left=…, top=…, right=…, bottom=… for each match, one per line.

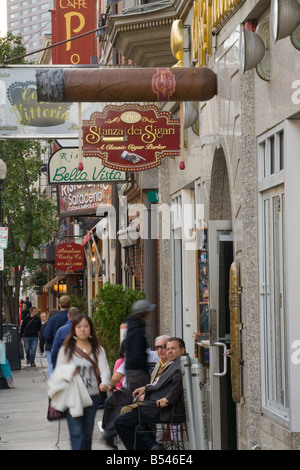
left=229, top=260, right=242, bottom=403
left=171, top=19, right=184, bottom=67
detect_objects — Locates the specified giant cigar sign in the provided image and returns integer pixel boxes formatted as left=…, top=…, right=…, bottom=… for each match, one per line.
left=83, top=104, right=180, bottom=172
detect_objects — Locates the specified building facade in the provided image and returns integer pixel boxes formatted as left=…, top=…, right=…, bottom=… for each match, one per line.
left=103, top=0, right=300, bottom=450
left=7, top=0, right=52, bottom=61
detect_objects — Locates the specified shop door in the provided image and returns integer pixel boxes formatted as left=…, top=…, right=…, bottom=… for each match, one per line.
left=206, top=220, right=237, bottom=449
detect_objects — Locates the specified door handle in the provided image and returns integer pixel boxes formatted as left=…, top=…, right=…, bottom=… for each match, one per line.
left=198, top=340, right=228, bottom=377
left=213, top=342, right=227, bottom=377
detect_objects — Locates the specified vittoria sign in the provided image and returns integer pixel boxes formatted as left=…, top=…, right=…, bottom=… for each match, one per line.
left=83, top=104, right=180, bottom=172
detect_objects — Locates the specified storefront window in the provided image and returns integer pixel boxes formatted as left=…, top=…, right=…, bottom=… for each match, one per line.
left=258, top=125, right=288, bottom=422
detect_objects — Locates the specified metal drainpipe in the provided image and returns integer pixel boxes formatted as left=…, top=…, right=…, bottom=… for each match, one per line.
left=143, top=195, right=158, bottom=347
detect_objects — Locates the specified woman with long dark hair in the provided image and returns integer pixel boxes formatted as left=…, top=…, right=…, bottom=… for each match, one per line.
left=53, top=314, right=111, bottom=450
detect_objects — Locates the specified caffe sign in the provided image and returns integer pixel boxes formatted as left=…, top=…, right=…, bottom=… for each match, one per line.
left=83, top=104, right=180, bottom=172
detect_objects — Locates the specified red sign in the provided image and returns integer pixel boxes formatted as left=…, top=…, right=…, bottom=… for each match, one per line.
left=83, top=104, right=180, bottom=172
left=51, top=0, right=96, bottom=65
left=55, top=243, right=84, bottom=272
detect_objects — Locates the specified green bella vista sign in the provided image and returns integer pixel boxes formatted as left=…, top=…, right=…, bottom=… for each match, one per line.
left=48, top=147, right=126, bottom=185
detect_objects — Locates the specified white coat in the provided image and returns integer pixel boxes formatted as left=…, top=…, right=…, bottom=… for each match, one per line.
left=47, top=363, right=93, bottom=418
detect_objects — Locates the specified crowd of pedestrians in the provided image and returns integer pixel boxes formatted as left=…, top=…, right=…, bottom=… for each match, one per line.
left=1, top=294, right=187, bottom=451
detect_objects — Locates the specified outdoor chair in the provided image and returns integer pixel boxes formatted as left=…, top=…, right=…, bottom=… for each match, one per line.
left=133, top=396, right=188, bottom=450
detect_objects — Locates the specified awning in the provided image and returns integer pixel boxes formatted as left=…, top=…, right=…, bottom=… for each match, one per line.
left=42, top=275, right=64, bottom=292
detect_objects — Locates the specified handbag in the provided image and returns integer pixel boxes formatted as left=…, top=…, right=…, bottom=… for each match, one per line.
left=47, top=399, right=65, bottom=421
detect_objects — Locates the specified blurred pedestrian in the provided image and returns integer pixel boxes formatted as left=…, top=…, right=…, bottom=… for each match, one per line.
left=2, top=311, right=8, bottom=325
left=125, top=299, right=156, bottom=391
left=39, top=312, right=48, bottom=356
left=48, top=314, right=111, bottom=450
left=20, top=306, right=41, bottom=367
left=51, top=306, right=80, bottom=369
left=40, top=309, right=58, bottom=377
left=0, top=341, right=14, bottom=388
left=43, top=295, right=70, bottom=349
left=21, top=296, right=32, bottom=320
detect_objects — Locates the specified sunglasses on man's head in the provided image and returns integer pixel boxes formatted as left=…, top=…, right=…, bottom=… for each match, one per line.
left=155, top=344, right=167, bottom=350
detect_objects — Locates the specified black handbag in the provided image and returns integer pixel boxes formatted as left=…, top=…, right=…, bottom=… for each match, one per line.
left=47, top=399, right=65, bottom=421
left=47, top=405, right=64, bottom=421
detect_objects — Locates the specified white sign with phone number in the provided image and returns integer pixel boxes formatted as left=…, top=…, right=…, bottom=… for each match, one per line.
left=0, top=227, right=8, bottom=249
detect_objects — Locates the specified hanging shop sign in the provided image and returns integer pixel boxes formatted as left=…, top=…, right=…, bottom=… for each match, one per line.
left=83, top=104, right=180, bottom=172
left=55, top=242, right=84, bottom=272
left=58, top=183, right=112, bottom=217
left=49, top=147, right=126, bottom=184
left=0, top=66, right=98, bottom=138
left=51, top=0, right=96, bottom=65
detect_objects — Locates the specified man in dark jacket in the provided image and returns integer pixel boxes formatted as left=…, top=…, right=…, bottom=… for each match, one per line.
left=20, top=307, right=41, bottom=367
left=125, top=299, right=156, bottom=391
left=114, top=337, right=186, bottom=450
left=43, top=295, right=70, bottom=349
left=51, top=306, right=80, bottom=368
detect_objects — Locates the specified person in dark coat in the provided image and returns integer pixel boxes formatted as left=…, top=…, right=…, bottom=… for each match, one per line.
left=51, top=306, right=80, bottom=369
left=20, top=306, right=42, bottom=367
left=43, top=295, right=70, bottom=349
left=125, top=299, right=156, bottom=392
left=114, top=337, right=186, bottom=450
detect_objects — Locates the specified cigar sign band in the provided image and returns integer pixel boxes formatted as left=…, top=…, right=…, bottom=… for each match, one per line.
left=83, top=104, right=180, bottom=172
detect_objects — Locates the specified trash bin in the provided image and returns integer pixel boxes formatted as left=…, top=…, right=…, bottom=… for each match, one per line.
left=2, top=324, right=21, bottom=370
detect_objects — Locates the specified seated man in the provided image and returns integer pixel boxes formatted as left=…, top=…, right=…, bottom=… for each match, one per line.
left=101, top=335, right=169, bottom=450
left=114, top=337, right=186, bottom=450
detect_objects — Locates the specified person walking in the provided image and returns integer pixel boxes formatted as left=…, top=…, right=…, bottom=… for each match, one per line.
left=39, top=312, right=48, bottom=356
left=20, top=307, right=42, bottom=367
left=51, top=306, right=80, bottom=369
left=0, top=341, right=14, bottom=388
left=48, top=314, right=111, bottom=450
left=125, top=299, right=156, bottom=391
left=40, top=309, right=58, bottom=378
left=43, top=295, right=70, bottom=350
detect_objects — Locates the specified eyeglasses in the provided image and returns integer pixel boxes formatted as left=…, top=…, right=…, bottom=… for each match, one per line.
left=155, top=344, right=167, bottom=350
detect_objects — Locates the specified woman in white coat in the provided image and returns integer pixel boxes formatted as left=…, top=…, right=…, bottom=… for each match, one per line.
left=53, top=314, right=110, bottom=450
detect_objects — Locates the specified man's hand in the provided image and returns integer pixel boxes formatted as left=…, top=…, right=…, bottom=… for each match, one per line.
left=132, top=386, right=146, bottom=400
left=156, top=397, right=169, bottom=408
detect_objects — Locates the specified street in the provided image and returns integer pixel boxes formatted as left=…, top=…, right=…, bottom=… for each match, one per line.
left=0, top=352, right=124, bottom=451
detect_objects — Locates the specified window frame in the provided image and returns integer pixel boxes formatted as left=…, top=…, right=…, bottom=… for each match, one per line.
left=258, top=123, right=288, bottom=425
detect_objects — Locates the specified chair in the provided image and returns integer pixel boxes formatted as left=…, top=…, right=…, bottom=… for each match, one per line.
left=134, top=396, right=188, bottom=450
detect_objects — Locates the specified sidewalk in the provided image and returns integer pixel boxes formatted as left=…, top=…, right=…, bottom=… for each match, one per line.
left=0, top=352, right=125, bottom=451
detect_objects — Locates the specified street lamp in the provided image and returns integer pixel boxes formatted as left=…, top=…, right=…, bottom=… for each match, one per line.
left=0, top=158, right=7, bottom=341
